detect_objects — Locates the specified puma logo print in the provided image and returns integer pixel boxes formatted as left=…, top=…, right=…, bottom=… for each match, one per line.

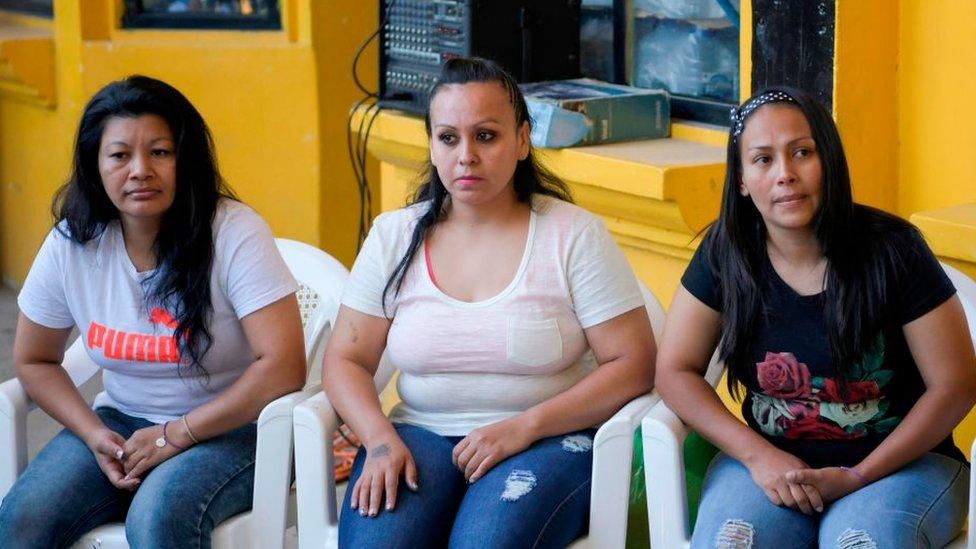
left=86, top=308, right=181, bottom=363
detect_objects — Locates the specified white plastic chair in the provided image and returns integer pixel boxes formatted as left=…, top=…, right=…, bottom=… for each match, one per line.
left=293, top=283, right=666, bottom=548
left=642, top=262, right=976, bottom=549
left=0, top=238, right=349, bottom=549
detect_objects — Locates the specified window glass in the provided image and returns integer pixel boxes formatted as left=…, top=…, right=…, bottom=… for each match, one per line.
left=0, top=0, right=52, bottom=16
left=124, top=0, right=280, bottom=29
left=580, top=0, right=617, bottom=83
left=631, top=0, right=740, bottom=123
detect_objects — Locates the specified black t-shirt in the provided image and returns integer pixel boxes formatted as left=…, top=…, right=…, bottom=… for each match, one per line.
left=681, top=224, right=965, bottom=468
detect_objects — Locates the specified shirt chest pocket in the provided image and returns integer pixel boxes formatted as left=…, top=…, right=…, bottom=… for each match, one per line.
left=506, top=317, right=564, bottom=368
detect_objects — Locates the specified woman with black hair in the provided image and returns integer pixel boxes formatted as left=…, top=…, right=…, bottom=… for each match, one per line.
left=324, top=57, right=655, bottom=547
left=0, top=76, right=305, bottom=547
left=656, top=87, right=976, bottom=547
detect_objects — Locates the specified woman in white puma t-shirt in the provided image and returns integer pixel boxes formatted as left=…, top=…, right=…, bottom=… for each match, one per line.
left=0, top=76, right=305, bottom=547
left=326, top=58, right=656, bottom=548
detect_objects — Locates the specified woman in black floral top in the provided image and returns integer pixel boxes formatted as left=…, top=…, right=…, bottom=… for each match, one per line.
left=656, top=86, right=976, bottom=548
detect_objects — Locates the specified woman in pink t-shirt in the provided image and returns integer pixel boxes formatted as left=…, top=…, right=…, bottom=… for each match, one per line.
left=325, top=57, right=656, bottom=547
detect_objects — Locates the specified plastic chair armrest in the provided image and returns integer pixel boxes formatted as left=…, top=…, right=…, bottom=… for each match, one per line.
left=250, top=386, right=319, bottom=549
left=642, top=399, right=693, bottom=549
left=584, top=392, right=659, bottom=548
left=0, top=339, right=99, bottom=500
left=0, top=376, right=30, bottom=500
left=293, top=391, right=340, bottom=549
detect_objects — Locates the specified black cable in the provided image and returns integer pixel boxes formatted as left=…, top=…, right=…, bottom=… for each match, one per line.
left=358, top=104, right=383, bottom=246
left=346, top=97, right=378, bottom=252
left=351, top=101, right=381, bottom=250
left=351, top=0, right=398, bottom=97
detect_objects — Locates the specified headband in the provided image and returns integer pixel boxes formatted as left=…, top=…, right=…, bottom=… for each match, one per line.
left=729, top=91, right=796, bottom=140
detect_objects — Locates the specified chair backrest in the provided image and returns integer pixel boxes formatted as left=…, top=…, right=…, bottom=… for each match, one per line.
left=274, top=239, right=350, bottom=388
left=941, top=262, right=976, bottom=347
left=639, top=282, right=666, bottom=341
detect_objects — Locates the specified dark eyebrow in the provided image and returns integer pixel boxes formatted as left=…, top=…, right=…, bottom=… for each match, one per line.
left=433, top=118, right=504, bottom=130
left=105, top=137, right=174, bottom=147
left=747, top=136, right=814, bottom=152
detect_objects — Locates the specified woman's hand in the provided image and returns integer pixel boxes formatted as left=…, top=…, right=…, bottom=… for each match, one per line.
left=351, top=435, right=419, bottom=517
left=786, top=467, right=863, bottom=503
left=452, top=416, right=536, bottom=483
left=120, top=423, right=186, bottom=481
left=744, top=447, right=824, bottom=514
left=83, top=427, right=141, bottom=491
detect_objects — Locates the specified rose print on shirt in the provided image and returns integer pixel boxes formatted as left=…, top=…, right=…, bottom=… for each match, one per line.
left=751, top=335, right=899, bottom=440
left=756, top=352, right=812, bottom=399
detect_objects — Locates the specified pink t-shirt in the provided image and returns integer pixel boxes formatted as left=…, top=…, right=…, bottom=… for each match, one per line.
left=342, top=196, right=643, bottom=435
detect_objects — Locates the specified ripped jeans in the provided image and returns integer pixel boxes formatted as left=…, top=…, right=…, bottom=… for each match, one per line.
left=338, top=423, right=595, bottom=548
left=691, top=452, right=969, bottom=548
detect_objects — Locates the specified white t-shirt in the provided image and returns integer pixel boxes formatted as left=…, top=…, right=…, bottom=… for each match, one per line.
left=18, top=200, right=298, bottom=424
left=343, top=195, right=643, bottom=436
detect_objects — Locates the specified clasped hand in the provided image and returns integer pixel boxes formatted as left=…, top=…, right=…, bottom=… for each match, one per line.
left=747, top=448, right=863, bottom=514
left=85, top=424, right=187, bottom=491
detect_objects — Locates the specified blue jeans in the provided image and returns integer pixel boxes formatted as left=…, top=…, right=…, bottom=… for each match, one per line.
left=0, top=407, right=257, bottom=549
left=339, top=423, right=596, bottom=548
left=691, top=452, right=969, bottom=548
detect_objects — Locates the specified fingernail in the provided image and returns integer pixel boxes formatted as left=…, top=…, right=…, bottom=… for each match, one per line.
left=359, top=509, right=366, bottom=516
left=386, top=504, right=393, bottom=510
left=124, top=474, right=130, bottom=480
left=408, top=482, right=419, bottom=491
left=816, top=506, right=823, bottom=512
left=369, top=511, right=377, bottom=517
left=115, top=450, right=124, bottom=460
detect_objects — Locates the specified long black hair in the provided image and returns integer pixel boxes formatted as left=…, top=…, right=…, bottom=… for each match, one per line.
left=707, top=86, right=919, bottom=397
left=52, top=75, right=236, bottom=378
left=381, top=57, right=572, bottom=308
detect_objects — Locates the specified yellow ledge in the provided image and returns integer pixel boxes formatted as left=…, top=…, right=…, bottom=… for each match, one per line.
left=353, top=107, right=726, bottom=259
left=911, top=204, right=976, bottom=266
left=0, top=22, right=54, bottom=107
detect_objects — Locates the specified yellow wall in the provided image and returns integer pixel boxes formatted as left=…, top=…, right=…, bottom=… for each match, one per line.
left=0, top=2, right=376, bottom=286
left=898, top=0, right=976, bottom=217
left=0, top=9, right=72, bottom=286
left=309, top=4, right=380, bottom=265
left=833, top=0, right=899, bottom=212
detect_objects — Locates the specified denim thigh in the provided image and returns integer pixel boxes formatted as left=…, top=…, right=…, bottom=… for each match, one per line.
left=124, top=420, right=257, bottom=549
left=691, top=453, right=818, bottom=549
left=818, top=452, right=969, bottom=549
left=338, top=423, right=468, bottom=549
left=0, top=407, right=152, bottom=549
left=448, top=429, right=596, bottom=549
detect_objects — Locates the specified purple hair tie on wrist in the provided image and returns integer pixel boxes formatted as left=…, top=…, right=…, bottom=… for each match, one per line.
left=840, top=466, right=869, bottom=487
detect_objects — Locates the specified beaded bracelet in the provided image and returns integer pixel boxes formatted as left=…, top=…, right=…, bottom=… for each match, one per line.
left=154, top=421, right=189, bottom=451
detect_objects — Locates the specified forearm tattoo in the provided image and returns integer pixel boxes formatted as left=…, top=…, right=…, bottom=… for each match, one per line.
left=371, top=443, right=391, bottom=458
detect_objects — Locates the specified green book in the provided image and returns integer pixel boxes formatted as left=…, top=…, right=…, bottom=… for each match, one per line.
left=521, top=78, right=670, bottom=148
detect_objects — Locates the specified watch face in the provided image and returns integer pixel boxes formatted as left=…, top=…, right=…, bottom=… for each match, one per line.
left=155, top=436, right=167, bottom=448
